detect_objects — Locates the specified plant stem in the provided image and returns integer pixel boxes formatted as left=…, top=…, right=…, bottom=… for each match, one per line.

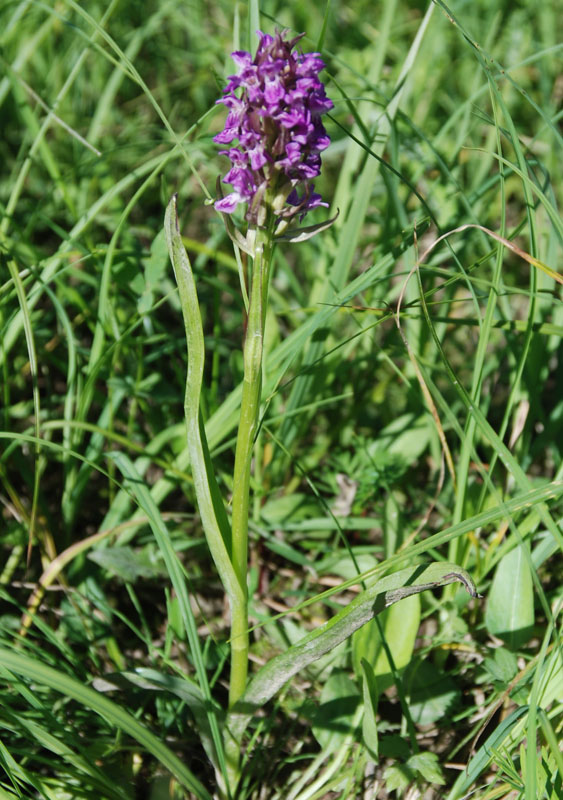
left=229, top=223, right=274, bottom=709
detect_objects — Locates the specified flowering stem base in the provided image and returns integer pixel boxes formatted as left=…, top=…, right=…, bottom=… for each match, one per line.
left=229, top=224, right=274, bottom=709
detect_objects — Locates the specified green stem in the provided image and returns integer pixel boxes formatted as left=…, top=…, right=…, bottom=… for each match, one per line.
left=228, top=224, right=274, bottom=709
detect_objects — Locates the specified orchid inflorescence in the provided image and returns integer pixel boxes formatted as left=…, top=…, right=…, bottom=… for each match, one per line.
left=214, top=30, right=333, bottom=229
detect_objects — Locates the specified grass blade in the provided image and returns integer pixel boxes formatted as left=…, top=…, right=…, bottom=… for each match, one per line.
left=0, top=648, right=212, bottom=800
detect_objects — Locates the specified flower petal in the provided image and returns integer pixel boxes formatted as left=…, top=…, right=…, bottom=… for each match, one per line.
left=214, top=193, right=241, bottom=213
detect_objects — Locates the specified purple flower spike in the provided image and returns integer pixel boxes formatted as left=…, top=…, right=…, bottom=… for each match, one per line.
left=214, top=30, right=333, bottom=224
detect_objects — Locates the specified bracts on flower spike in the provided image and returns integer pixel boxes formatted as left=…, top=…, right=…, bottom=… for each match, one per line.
left=214, top=30, right=338, bottom=244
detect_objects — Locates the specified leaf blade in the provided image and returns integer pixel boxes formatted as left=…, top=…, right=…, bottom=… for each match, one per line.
left=0, top=648, right=212, bottom=800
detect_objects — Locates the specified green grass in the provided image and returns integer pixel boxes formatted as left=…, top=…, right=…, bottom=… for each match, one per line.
left=1, top=1, right=562, bottom=798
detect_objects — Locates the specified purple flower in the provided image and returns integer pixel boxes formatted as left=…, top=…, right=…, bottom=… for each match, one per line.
left=214, top=30, right=333, bottom=224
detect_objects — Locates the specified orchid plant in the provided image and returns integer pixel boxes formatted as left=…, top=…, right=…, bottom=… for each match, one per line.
left=212, top=30, right=335, bottom=713
left=165, top=29, right=477, bottom=798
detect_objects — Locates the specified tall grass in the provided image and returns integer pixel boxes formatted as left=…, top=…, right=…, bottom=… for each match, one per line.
left=1, top=1, right=561, bottom=798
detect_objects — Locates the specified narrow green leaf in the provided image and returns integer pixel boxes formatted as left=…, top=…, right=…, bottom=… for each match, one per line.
left=361, top=659, right=379, bottom=762
left=14, top=716, right=128, bottom=800
left=107, top=451, right=226, bottom=778
left=274, top=211, right=339, bottom=242
left=0, top=648, right=212, bottom=800
left=536, top=643, right=563, bottom=709
left=164, top=195, right=240, bottom=604
left=446, top=706, right=529, bottom=800
left=537, top=710, right=563, bottom=781
left=248, top=0, right=260, bottom=52
left=121, top=668, right=223, bottom=771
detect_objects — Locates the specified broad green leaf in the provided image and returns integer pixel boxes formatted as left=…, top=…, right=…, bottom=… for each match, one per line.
left=485, top=544, right=534, bottom=648
left=534, top=746, right=557, bottom=799
left=384, top=763, right=413, bottom=793
left=88, top=546, right=166, bottom=582
left=312, top=670, right=361, bottom=753
left=353, top=593, right=420, bottom=691
left=144, top=227, right=168, bottom=286
left=321, top=554, right=378, bottom=580
left=379, top=735, right=411, bottom=761
left=260, top=493, right=319, bottom=527
left=408, top=751, right=445, bottom=785
left=406, top=660, right=460, bottom=725
left=228, top=562, right=477, bottom=742
left=371, top=413, right=431, bottom=463
left=483, top=647, right=518, bottom=684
